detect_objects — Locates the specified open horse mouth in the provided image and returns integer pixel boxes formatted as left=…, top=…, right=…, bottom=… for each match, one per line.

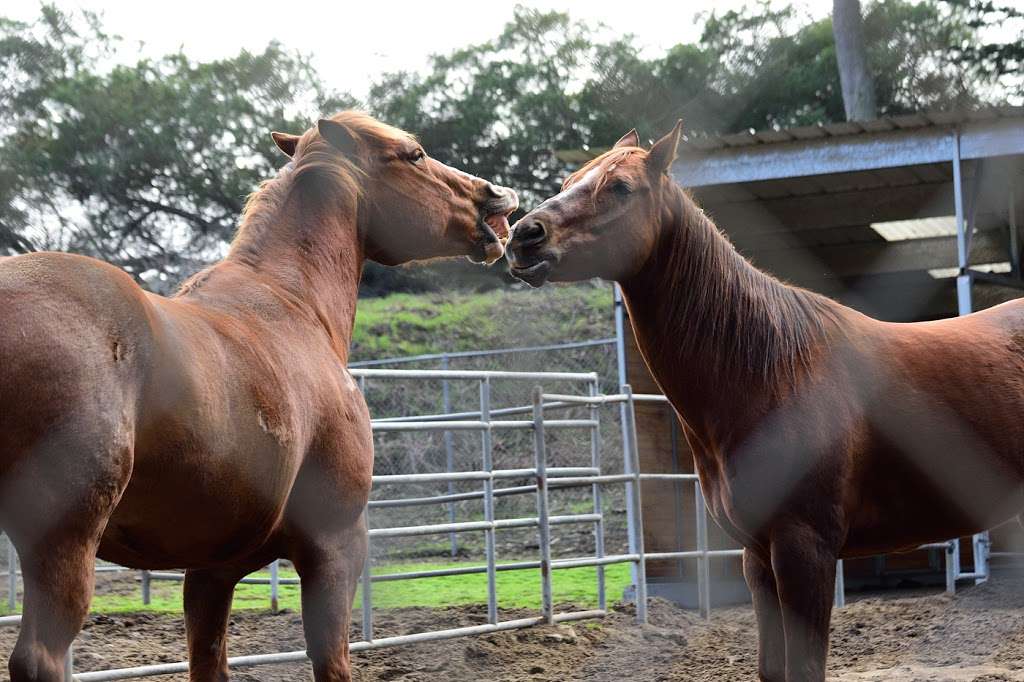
left=472, top=191, right=519, bottom=264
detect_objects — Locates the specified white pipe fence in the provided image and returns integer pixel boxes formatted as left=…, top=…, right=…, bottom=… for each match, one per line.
left=0, top=367, right=986, bottom=679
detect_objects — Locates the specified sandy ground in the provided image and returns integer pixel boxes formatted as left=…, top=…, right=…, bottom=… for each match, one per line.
left=6, top=572, right=1024, bottom=681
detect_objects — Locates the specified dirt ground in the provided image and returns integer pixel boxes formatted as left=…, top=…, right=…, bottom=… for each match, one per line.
left=7, top=572, right=1024, bottom=681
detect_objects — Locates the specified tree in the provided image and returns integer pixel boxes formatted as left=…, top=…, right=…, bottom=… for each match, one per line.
left=832, top=0, right=877, bottom=120
left=941, top=0, right=1024, bottom=96
left=1, top=2, right=1017, bottom=296
left=0, top=5, right=354, bottom=290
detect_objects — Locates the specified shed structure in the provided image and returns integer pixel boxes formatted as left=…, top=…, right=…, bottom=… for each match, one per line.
left=613, top=108, right=1024, bottom=606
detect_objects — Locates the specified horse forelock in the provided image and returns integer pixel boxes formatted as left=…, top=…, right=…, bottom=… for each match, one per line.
left=564, top=148, right=642, bottom=194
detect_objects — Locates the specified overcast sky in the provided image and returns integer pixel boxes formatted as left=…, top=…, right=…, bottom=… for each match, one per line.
left=7, top=0, right=834, bottom=96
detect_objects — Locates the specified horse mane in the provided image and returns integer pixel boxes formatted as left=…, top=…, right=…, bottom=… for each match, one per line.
left=650, top=182, right=839, bottom=390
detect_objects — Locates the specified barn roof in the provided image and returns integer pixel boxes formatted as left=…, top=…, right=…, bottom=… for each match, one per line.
left=648, top=107, right=1022, bottom=321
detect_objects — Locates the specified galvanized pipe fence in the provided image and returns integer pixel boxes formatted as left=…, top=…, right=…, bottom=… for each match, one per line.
left=0, top=366, right=983, bottom=679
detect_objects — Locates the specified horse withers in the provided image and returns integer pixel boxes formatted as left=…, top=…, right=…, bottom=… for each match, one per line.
left=506, top=122, right=1024, bottom=681
left=0, top=111, right=517, bottom=682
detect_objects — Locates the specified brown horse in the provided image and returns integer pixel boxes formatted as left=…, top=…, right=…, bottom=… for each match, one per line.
left=507, top=122, right=1024, bottom=681
left=0, top=110, right=517, bottom=682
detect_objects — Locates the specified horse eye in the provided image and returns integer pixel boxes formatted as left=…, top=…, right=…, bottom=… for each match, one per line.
left=410, top=149, right=426, bottom=165
left=610, top=181, right=632, bottom=196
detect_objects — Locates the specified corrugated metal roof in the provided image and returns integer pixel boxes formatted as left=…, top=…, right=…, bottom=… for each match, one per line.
left=677, top=106, right=1024, bottom=154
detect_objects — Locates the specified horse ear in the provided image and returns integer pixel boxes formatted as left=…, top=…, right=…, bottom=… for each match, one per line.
left=613, top=128, right=640, bottom=149
left=646, top=119, right=683, bottom=176
left=271, top=132, right=300, bottom=158
left=317, top=118, right=359, bottom=157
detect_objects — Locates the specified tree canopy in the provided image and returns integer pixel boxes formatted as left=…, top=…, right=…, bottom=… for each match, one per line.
left=1, top=1, right=1019, bottom=294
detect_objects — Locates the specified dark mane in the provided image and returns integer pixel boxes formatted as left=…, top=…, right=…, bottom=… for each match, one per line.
left=649, top=182, right=839, bottom=390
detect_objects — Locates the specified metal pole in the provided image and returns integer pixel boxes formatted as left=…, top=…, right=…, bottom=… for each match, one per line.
left=951, top=142, right=991, bottom=586
left=953, top=130, right=973, bottom=316
left=532, top=386, right=554, bottom=625
left=588, top=378, right=606, bottom=611
left=65, top=645, right=73, bottom=681
left=480, top=378, right=498, bottom=625
left=622, top=384, right=648, bottom=624
left=442, top=354, right=458, bottom=558
left=614, top=286, right=640, bottom=592
left=269, top=560, right=279, bottom=613
left=7, top=536, right=16, bottom=612
left=950, top=131, right=978, bottom=591
left=141, top=570, right=151, bottom=606
left=357, top=372, right=373, bottom=641
left=833, top=560, right=845, bottom=609
left=1010, top=178, right=1020, bottom=277
left=694, top=481, right=711, bottom=620
left=946, top=541, right=957, bottom=595
left=361, top=508, right=374, bottom=642
left=972, top=533, right=990, bottom=585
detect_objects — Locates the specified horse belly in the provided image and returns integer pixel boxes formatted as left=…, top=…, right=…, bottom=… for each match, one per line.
left=843, top=444, right=1024, bottom=557
left=99, top=438, right=300, bottom=569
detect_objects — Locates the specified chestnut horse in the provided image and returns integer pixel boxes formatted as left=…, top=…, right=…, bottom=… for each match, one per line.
left=0, top=111, right=517, bottom=682
left=507, top=122, right=1024, bottom=681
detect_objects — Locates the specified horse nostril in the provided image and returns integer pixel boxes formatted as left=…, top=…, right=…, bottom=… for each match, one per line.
left=486, top=183, right=504, bottom=198
left=515, top=219, right=547, bottom=246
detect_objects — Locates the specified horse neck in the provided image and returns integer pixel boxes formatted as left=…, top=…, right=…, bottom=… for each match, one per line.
left=619, top=183, right=832, bottom=443
left=192, top=175, right=364, bottom=363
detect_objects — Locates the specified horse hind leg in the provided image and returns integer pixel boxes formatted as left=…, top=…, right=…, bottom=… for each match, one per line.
left=292, top=515, right=368, bottom=682
left=3, top=437, right=131, bottom=681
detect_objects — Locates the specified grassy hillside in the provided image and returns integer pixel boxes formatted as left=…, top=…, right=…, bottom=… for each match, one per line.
left=351, top=282, right=615, bottom=361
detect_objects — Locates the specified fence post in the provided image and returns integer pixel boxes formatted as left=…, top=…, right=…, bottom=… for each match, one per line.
left=613, top=287, right=640, bottom=592
left=588, top=378, right=606, bottom=611
left=622, top=384, right=648, bottom=624
left=834, top=560, right=845, bottom=608
left=972, top=531, right=990, bottom=584
left=361, top=507, right=374, bottom=642
left=269, top=560, right=280, bottom=613
left=65, top=645, right=73, bottom=681
left=7, top=535, right=16, bottom=612
left=532, top=386, right=554, bottom=625
left=946, top=540, right=958, bottom=595
left=694, top=481, right=711, bottom=620
left=356, top=373, right=374, bottom=642
left=480, top=378, right=498, bottom=624
left=442, top=354, right=458, bottom=558
left=141, top=570, right=151, bottom=606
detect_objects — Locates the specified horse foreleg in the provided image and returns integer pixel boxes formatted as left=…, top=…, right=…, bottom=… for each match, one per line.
left=293, top=517, right=367, bottom=682
left=770, top=524, right=837, bottom=682
left=183, top=566, right=255, bottom=682
left=743, top=548, right=786, bottom=682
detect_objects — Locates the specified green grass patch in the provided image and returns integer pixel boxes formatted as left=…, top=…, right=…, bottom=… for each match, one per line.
left=0, top=561, right=631, bottom=616
left=351, top=285, right=614, bottom=360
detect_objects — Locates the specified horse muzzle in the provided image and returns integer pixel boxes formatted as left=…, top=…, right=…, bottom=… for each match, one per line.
left=507, top=216, right=556, bottom=287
